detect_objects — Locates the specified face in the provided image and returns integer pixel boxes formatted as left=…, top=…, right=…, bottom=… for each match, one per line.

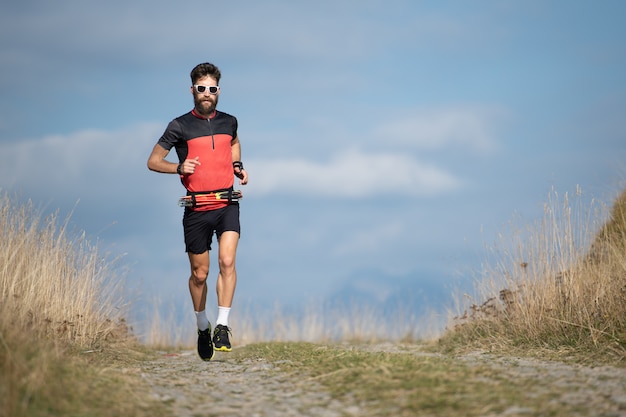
left=191, top=75, right=220, bottom=117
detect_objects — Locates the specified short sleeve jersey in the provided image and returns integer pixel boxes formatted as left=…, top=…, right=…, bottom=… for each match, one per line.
left=157, top=109, right=238, bottom=211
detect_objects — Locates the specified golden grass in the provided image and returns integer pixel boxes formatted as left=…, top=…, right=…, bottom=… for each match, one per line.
left=0, top=193, right=165, bottom=417
left=0, top=195, right=129, bottom=347
left=141, top=296, right=445, bottom=349
left=441, top=186, right=626, bottom=362
left=234, top=301, right=444, bottom=345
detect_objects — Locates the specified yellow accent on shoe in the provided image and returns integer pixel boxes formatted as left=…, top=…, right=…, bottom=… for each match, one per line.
left=214, top=345, right=232, bottom=352
left=212, top=324, right=232, bottom=352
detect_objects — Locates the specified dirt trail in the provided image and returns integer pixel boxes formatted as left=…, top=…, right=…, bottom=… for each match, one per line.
left=140, top=350, right=356, bottom=417
left=140, top=344, right=626, bottom=417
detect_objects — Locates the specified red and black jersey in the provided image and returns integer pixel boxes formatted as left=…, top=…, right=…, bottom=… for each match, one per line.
left=157, top=109, right=238, bottom=211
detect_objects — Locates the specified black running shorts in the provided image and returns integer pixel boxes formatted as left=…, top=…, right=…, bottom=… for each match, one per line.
left=182, top=204, right=240, bottom=254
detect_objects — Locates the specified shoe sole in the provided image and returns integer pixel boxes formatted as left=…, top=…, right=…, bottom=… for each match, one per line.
left=214, top=346, right=232, bottom=352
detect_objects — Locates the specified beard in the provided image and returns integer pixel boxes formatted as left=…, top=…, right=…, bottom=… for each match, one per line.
left=193, top=94, right=219, bottom=117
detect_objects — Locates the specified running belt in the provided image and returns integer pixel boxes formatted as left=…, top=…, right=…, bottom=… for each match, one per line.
left=178, top=189, right=242, bottom=208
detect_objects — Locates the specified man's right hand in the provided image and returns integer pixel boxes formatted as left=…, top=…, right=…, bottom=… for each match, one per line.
left=180, top=156, right=201, bottom=175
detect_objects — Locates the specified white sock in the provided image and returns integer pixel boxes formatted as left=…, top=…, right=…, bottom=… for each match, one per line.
left=216, top=306, right=231, bottom=327
left=195, top=310, right=209, bottom=331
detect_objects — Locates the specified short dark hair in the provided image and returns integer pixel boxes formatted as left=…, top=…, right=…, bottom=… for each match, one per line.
left=190, top=63, right=221, bottom=85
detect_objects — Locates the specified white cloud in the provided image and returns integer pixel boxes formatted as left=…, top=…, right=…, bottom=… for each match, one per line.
left=373, top=106, right=504, bottom=153
left=0, top=123, right=167, bottom=201
left=0, top=124, right=462, bottom=205
left=245, top=148, right=461, bottom=198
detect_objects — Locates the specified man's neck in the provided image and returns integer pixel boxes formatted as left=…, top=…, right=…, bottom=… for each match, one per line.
left=192, top=108, right=216, bottom=119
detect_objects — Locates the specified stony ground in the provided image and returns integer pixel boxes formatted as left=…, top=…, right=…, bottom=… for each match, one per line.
left=140, top=343, right=626, bottom=417
left=140, top=350, right=354, bottom=417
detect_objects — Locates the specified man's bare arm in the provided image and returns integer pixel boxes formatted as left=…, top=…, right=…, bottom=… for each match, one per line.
left=231, top=136, right=248, bottom=185
left=147, top=144, right=177, bottom=173
left=147, top=144, right=201, bottom=175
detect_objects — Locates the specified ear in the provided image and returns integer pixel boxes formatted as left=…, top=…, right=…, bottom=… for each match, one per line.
left=190, top=86, right=195, bottom=95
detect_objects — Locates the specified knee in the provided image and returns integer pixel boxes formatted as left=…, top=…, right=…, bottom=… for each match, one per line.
left=218, top=255, right=236, bottom=273
left=190, top=267, right=209, bottom=285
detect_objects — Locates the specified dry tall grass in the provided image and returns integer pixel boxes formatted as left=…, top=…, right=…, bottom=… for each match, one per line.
left=0, top=194, right=129, bottom=347
left=443, top=187, right=626, bottom=361
left=142, top=297, right=445, bottom=349
left=0, top=193, right=141, bottom=417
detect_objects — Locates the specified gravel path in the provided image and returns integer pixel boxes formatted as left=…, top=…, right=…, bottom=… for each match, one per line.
left=140, top=344, right=626, bottom=417
left=140, top=350, right=357, bottom=417
left=459, top=351, right=626, bottom=417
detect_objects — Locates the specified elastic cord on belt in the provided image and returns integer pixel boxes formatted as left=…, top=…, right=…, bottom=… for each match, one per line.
left=179, top=188, right=242, bottom=207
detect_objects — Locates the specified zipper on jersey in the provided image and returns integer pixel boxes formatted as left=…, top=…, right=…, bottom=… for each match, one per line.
left=208, top=117, right=215, bottom=150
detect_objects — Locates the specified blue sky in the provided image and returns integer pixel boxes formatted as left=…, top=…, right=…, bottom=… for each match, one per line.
left=1, top=1, right=625, bottom=335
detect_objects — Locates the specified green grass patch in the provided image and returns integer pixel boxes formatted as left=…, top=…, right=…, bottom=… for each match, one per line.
left=232, top=342, right=589, bottom=417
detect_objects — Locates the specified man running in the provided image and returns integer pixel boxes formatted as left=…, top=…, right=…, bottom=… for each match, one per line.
left=147, top=62, right=248, bottom=361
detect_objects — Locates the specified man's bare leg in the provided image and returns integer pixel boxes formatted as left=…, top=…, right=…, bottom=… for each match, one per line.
left=188, top=251, right=210, bottom=312
left=188, top=250, right=214, bottom=360
left=216, top=231, right=239, bottom=307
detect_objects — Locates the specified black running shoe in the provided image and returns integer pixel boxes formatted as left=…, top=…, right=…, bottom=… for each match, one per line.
left=213, top=324, right=232, bottom=352
left=197, top=326, right=214, bottom=361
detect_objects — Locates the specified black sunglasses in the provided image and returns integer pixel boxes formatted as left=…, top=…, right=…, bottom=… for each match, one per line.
left=193, top=85, right=220, bottom=94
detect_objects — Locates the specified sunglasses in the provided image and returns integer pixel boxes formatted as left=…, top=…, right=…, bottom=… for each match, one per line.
left=193, top=85, right=220, bottom=94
